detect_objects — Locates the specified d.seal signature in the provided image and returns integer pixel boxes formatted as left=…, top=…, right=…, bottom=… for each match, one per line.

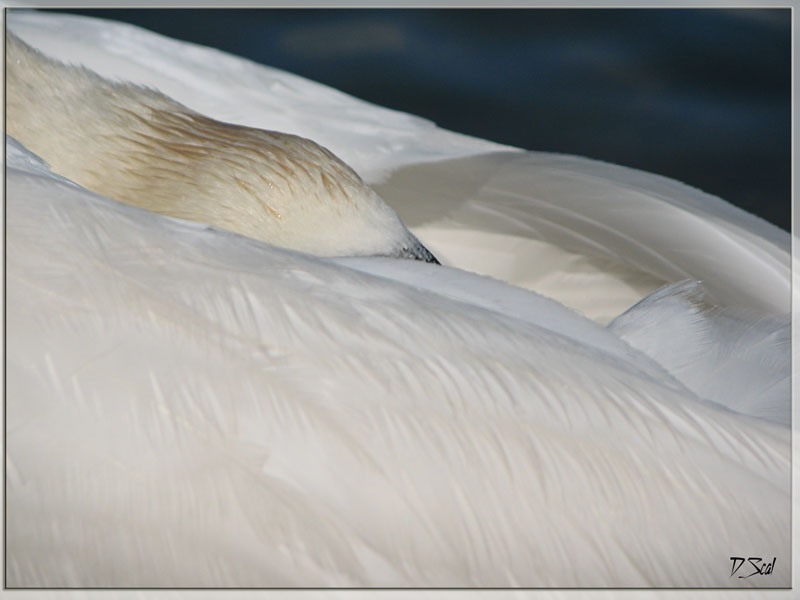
left=730, top=557, right=776, bottom=578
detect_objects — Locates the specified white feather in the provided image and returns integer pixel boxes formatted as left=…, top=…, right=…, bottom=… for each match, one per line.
left=609, top=281, right=790, bottom=426
left=375, top=152, right=790, bottom=321
left=6, top=133, right=790, bottom=589
left=4, top=11, right=791, bottom=590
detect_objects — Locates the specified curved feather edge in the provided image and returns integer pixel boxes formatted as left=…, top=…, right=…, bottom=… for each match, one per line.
left=376, top=152, right=790, bottom=318
left=608, top=281, right=790, bottom=426
left=6, top=139, right=789, bottom=587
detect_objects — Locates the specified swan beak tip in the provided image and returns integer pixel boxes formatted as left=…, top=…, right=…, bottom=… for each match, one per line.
left=399, top=238, right=440, bottom=264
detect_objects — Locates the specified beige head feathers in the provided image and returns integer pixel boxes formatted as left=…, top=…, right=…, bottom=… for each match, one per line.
left=6, top=32, right=438, bottom=262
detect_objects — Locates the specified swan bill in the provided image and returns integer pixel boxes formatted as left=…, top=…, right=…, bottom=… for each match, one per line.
left=395, top=236, right=440, bottom=264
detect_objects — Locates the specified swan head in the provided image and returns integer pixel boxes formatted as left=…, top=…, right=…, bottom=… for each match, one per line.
left=5, top=31, right=439, bottom=263
left=100, top=109, right=441, bottom=263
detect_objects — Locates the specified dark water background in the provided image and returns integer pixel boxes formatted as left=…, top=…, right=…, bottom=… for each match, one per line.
left=58, top=8, right=791, bottom=231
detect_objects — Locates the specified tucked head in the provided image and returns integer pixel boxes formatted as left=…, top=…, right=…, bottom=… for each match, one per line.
left=114, top=109, right=439, bottom=262
left=6, top=32, right=439, bottom=263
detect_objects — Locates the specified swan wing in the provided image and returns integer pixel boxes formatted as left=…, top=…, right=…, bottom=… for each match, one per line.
left=376, top=151, right=790, bottom=320
left=7, top=137, right=790, bottom=587
left=609, top=281, right=790, bottom=426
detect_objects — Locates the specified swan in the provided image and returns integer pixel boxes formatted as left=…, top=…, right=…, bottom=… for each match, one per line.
left=5, top=10, right=792, bottom=590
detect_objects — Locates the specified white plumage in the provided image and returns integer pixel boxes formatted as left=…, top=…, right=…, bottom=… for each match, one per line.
left=5, top=31, right=437, bottom=262
left=5, top=11, right=791, bottom=590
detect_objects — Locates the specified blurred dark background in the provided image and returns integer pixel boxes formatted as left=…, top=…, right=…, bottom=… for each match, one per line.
left=57, top=8, right=791, bottom=231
